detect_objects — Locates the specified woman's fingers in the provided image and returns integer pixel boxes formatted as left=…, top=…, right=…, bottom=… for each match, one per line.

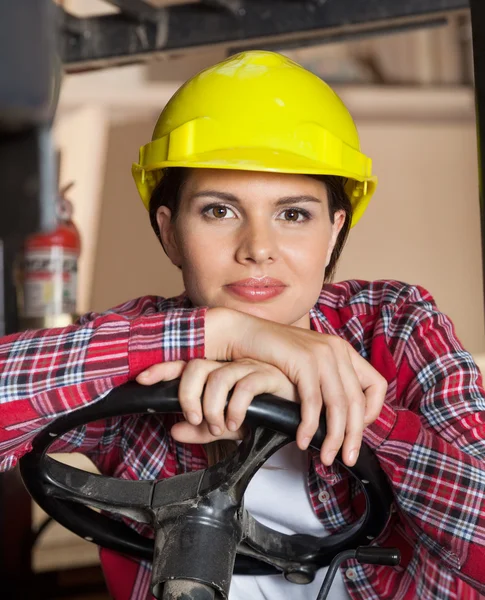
left=201, top=367, right=234, bottom=436
left=363, top=376, right=388, bottom=425
left=294, top=385, right=324, bottom=454
left=137, top=357, right=299, bottom=439
left=313, top=348, right=348, bottom=465
left=202, top=360, right=262, bottom=436
left=191, top=359, right=299, bottom=437
left=136, top=360, right=187, bottom=384
left=348, top=350, right=388, bottom=425
left=171, top=420, right=243, bottom=445
left=224, top=378, right=257, bottom=431
left=322, top=345, right=386, bottom=466
left=136, top=359, right=227, bottom=427
left=275, top=350, right=323, bottom=451
left=177, top=359, right=260, bottom=435
left=225, top=368, right=297, bottom=432
left=317, top=342, right=385, bottom=467
left=177, top=359, right=225, bottom=426
left=334, top=352, right=367, bottom=467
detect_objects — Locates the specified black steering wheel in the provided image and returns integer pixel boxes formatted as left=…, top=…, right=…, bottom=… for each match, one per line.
left=19, top=380, right=399, bottom=600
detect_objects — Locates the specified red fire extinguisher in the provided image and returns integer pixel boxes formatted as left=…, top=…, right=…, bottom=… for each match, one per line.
left=19, top=182, right=81, bottom=328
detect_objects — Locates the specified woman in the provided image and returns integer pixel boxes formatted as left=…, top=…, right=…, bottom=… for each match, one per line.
left=1, top=51, right=485, bottom=599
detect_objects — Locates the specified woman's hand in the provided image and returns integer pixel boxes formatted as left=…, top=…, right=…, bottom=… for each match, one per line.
left=204, top=308, right=388, bottom=467
left=137, top=358, right=299, bottom=446
left=138, top=307, right=388, bottom=467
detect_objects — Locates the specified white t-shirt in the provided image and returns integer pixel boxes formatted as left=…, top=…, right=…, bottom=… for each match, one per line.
left=230, top=443, right=351, bottom=600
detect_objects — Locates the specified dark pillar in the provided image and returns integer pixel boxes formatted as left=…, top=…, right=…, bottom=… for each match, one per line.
left=469, top=0, right=485, bottom=309
left=0, top=1, right=58, bottom=597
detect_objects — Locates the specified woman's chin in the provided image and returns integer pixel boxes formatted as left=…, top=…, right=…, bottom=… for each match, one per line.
left=221, top=298, right=304, bottom=326
left=241, top=305, right=283, bottom=322
left=213, top=296, right=285, bottom=322
left=201, top=292, right=310, bottom=327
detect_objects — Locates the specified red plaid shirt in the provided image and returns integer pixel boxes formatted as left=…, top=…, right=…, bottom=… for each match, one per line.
left=1, top=280, right=485, bottom=600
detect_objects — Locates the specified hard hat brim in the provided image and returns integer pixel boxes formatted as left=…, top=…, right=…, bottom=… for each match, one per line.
left=132, top=147, right=376, bottom=228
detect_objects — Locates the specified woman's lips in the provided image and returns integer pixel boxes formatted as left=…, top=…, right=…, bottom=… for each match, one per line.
left=224, top=278, right=287, bottom=301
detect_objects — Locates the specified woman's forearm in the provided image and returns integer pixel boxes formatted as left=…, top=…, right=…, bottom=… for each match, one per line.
left=0, top=299, right=207, bottom=470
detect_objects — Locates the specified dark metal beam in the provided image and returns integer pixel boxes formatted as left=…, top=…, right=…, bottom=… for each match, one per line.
left=62, top=10, right=87, bottom=36
left=469, top=0, right=485, bottom=311
left=62, top=0, right=469, bottom=71
left=201, top=0, right=246, bottom=18
left=103, top=0, right=162, bottom=23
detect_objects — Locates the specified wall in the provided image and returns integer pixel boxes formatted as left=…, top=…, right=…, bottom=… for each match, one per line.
left=91, top=118, right=184, bottom=310
left=91, top=92, right=484, bottom=354
left=54, top=106, right=109, bottom=315
left=337, top=119, right=483, bottom=353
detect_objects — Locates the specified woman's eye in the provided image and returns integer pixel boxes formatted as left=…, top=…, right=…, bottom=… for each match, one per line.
left=211, top=206, right=228, bottom=219
left=280, top=208, right=310, bottom=222
left=203, top=205, right=236, bottom=219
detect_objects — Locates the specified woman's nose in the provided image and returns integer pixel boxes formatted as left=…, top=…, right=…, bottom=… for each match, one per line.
left=235, top=220, right=278, bottom=264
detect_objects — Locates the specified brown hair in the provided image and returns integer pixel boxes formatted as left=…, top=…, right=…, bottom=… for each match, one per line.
left=149, top=167, right=352, bottom=464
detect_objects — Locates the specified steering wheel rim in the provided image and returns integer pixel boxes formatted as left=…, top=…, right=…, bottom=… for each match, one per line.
left=19, top=379, right=394, bottom=576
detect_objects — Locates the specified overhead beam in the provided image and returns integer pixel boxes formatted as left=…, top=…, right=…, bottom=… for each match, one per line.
left=61, top=0, right=469, bottom=71
left=103, top=0, right=161, bottom=22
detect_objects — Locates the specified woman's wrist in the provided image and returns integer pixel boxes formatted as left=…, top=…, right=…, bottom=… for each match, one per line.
left=205, top=307, right=249, bottom=361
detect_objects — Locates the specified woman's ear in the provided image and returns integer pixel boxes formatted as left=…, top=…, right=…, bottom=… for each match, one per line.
left=156, top=206, right=182, bottom=267
left=325, top=210, right=347, bottom=266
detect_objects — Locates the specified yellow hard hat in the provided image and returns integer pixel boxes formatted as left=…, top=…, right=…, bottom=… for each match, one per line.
left=132, top=50, right=377, bottom=227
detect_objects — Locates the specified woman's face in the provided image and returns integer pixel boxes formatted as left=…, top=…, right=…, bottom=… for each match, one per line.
left=157, top=169, right=346, bottom=329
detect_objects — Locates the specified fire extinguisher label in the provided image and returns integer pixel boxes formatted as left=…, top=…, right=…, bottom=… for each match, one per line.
left=22, top=248, right=78, bottom=317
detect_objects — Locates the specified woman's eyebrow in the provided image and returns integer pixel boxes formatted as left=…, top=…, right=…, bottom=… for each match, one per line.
left=275, top=195, right=322, bottom=206
left=191, top=191, right=322, bottom=206
left=191, top=190, right=238, bottom=202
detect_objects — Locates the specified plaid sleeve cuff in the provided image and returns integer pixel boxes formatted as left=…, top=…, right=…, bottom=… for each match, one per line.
left=363, top=402, right=398, bottom=449
left=128, top=307, right=207, bottom=377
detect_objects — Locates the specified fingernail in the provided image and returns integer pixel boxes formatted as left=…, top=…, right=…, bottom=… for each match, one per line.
left=210, top=425, right=222, bottom=436
left=138, top=370, right=150, bottom=380
left=325, top=450, right=337, bottom=465
left=348, top=449, right=358, bottom=464
left=227, top=420, right=238, bottom=432
left=187, top=411, right=201, bottom=425
left=301, top=436, right=311, bottom=450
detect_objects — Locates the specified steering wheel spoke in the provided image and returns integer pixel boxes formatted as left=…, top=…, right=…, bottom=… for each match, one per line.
left=201, top=428, right=289, bottom=500
left=39, top=456, right=155, bottom=523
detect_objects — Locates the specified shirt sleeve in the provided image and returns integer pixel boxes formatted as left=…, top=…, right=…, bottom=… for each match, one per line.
left=362, top=284, right=485, bottom=593
left=0, top=298, right=207, bottom=472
